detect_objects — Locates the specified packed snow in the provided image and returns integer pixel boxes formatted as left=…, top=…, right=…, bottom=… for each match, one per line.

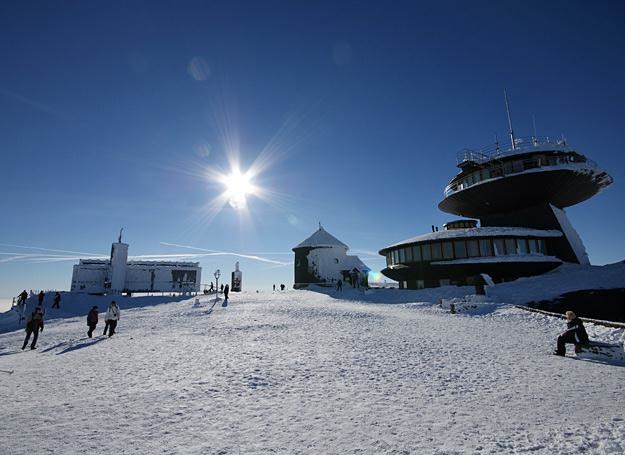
left=1, top=284, right=624, bottom=454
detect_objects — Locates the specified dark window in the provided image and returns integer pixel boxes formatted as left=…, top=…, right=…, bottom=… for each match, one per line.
left=399, top=248, right=405, bottom=263
left=412, top=245, right=421, bottom=262
left=528, top=239, right=539, bottom=254
left=393, top=250, right=399, bottom=264
left=505, top=238, right=516, bottom=255
left=405, top=246, right=413, bottom=262
left=442, top=241, right=454, bottom=259
left=416, top=280, right=425, bottom=289
left=538, top=239, right=547, bottom=254
left=494, top=239, right=505, bottom=256
left=454, top=240, right=467, bottom=258
left=467, top=240, right=479, bottom=257
left=421, top=243, right=431, bottom=261
left=431, top=242, right=443, bottom=260
left=479, top=239, right=492, bottom=257
left=517, top=238, right=529, bottom=254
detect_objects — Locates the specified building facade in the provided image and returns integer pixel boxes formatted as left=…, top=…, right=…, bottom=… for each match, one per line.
left=380, top=136, right=613, bottom=289
left=71, top=237, right=201, bottom=294
left=293, top=225, right=370, bottom=289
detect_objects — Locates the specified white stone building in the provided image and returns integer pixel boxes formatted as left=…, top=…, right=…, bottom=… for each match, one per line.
left=292, top=225, right=370, bottom=289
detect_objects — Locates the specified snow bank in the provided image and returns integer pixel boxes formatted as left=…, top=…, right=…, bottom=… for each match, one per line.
left=486, top=261, right=625, bottom=304
left=0, top=292, right=190, bottom=335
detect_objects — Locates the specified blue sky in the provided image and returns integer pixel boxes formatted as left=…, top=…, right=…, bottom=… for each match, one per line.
left=1, top=0, right=624, bottom=299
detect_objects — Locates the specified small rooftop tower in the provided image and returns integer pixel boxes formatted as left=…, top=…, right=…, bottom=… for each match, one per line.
left=109, top=228, right=128, bottom=294
left=231, top=261, right=242, bottom=292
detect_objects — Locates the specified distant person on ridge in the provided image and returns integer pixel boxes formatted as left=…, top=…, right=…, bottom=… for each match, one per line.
left=273, top=284, right=276, bottom=291
left=220, top=284, right=224, bottom=293
left=38, top=290, right=45, bottom=306
left=336, top=279, right=342, bottom=291
left=22, top=307, right=44, bottom=350
left=209, top=283, right=214, bottom=293
left=18, top=290, right=28, bottom=305
left=103, top=301, right=120, bottom=337
left=553, top=310, right=589, bottom=356
left=223, top=284, right=230, bottom=301
left=52, top=292, right=61, bottom=309
left=87, top=306, right=99, bottom=338
left=280, top=284, right=285, bottom=291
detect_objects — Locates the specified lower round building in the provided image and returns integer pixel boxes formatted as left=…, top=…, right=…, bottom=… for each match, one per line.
left=379, top=220, right=563, bottom=289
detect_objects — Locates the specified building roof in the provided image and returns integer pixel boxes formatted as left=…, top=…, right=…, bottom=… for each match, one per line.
left=381, top=227, right=563, bottom=251
left=293, top=226, right=349, bottom=250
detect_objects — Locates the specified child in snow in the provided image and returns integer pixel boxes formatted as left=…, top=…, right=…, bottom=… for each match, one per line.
left=554, top=310, right=589, bottom=356
left=87, top=306, right=99, bottom=338
left=103, top=301, right=120, bottom=337
left=22, top=307, right=44, bottom=350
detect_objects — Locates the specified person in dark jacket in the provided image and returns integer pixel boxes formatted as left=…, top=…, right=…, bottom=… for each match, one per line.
left=554, top=310, right=589, bottom=356
left=22, top=307, right=44, bottom=350
left=87, top=306, right=99, bottom=338
left=336, top=279, right=343, bottom=291
left=38, top=290, right=45, bottom=306
left=223, top=284, right=230, bottom=301
left=52, top=292, right=61, bottom=309
left=18, top=290, right=28, bottom=305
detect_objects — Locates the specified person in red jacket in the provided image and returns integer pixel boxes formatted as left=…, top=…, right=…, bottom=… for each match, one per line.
left=87, top=306, right=99, bottom=338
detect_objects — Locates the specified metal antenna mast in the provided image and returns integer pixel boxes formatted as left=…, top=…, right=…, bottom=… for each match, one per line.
left=504, top=89, right=516, bottom=151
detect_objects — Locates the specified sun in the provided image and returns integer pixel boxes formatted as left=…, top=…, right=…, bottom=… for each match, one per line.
left=221, top=169, right=256, bottom=209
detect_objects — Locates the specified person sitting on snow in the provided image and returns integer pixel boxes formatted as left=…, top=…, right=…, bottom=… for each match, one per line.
left=554, top=310, right=589, bottom=356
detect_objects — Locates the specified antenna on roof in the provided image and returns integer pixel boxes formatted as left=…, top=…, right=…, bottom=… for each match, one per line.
left=504, top=89, right=516, bottom=151
left=118, top=227, right=124, bottom=243
left=318, top=221, right=322, bottom=230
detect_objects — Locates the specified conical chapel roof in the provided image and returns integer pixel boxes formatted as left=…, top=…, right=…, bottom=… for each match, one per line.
left=293, top=226, right=349, bottom=250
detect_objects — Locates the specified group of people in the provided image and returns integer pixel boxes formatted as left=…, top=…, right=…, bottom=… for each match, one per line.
left=20, top=300, right=121, bottom=350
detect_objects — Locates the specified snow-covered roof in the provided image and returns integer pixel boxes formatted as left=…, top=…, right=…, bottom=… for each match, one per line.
left=382, top=227, right=563, bottom=250
left=342, top=255, right=371, bottom=272
left=294, top=227, right=349, bottom=250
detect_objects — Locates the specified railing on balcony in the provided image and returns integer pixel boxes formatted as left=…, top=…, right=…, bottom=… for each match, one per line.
left=456, top=136, right=569, bottom=165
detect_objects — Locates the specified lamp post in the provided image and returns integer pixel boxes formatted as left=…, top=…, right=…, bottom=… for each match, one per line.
left=214, top=269, right=221, bottom=302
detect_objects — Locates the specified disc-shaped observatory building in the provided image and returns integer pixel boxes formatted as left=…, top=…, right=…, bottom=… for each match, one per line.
left=379, top=132, right=613, bottom=289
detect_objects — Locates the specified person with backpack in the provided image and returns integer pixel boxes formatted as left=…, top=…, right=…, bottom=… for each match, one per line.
left=554, top=310, right=589, bottom=356
left=52, top=292, right=61, bottom=309
left=103, top=301, right=120, bottom=337
left=87, top=306, right=99, bottom=338
left=22, top=307, right=44, bottom=350
left=18, top=290, right=28, bottom=305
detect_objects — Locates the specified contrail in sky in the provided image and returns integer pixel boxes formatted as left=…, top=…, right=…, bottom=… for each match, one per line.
left=160, top=242, right=290, bottom=266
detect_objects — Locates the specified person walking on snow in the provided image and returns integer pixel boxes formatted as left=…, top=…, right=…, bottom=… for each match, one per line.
left=52, top=292, right=61, bottom=309
left=223, top=284, right=230, bottom=301
left=22, top=307, right=44, bottom=350
left=18, top=290, right=28, bottom=305
left=87, top=306, right=99, bottom=338
left=554, top=310, right=589, bottom=356
left=336, top=279, right=343, bottom=291
left=38, top=290, right=45, bottom=306
left=103, top=301, right=120, bottom=337
left=209, top=282, right=214, bottom=293
left=220, top=283, right=224, bottom=293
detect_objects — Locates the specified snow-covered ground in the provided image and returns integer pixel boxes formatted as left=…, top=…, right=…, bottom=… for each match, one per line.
left=1, top=288, right=624, bottom=454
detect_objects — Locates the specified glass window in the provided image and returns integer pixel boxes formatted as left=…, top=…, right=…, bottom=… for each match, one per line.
left=416, top=280, right=425, bottom=289
left=399, top=248, right=405, bottom=263
left=505, top=238, right=516, bottom=255
left=528, top=239, right=539, bottom=254
left=393, top=249, right=399, bottom=264
left=454, top=240, right=467, bottom=258
left=494, top=238, right=505, bottom=256
left=467, top=240, right=479, bottom=257
left=405, top=246, right=413, bottom=262
left=538, top=239, right=547, bottom=254
left=517, top=238, right=529, bottom=254
left=421, top=243, right=431, bottom=261
left=481, top=169, right=490, bottom=180
left=480, top=239, right=492, bottom=256
left=439, top=278, right=451, bottom=287
left=442, top=241, right=454, bottom=259
left=431, top=242, right=442, bottom=260
left=412, top=245, right=421, bottom=262
left=386, top=253, right=392, bottom=266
